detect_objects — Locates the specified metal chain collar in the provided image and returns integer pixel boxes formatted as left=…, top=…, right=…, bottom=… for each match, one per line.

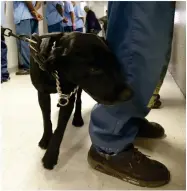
left=1, top=26, right=78, bottom=107
left=53, top=71, right=78, bottom=106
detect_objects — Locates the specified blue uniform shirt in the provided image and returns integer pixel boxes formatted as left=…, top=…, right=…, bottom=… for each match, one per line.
left=63, top=1, right=74, bottom=27
left=74, top=4, right=84, bottom=29
left=13, top=1, right=36, bottom=24
left=46, top=1, right=64, bottom=26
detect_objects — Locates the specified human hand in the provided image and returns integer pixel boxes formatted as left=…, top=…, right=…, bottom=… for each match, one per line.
left=31, top=11, right=43, bottom=21
left=72, top=23, right=76, bottom=31
left=62, top=18, right=68, bottom=23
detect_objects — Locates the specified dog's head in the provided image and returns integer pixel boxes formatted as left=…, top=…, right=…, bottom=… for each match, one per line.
left=30, top=32, right=133, bottom=105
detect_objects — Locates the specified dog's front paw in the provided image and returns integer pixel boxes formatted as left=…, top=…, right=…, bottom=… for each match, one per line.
left=38, top=133, right=53, bottom=150
left=42, top=150, right=58, bottom=170
left=72, top=117, right=84, bottom=127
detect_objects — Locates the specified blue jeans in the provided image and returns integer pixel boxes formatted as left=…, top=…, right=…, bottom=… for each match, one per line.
left=48, top=21, right=64, bottom=33
left=76, top=28, right=83, bottom=32
left=89, top=2, right=175, bottom=153
left=15, top=19, right=38, bottom=70
left=1, top=37, right=9, bottom=82
left=64, top=26, right=73, bottom=32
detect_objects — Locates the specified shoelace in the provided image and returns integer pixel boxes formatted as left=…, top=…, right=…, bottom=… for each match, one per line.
left=132, top=148, right=150, bottom=164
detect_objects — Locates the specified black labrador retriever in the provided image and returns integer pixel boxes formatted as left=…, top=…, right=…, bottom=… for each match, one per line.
left=30, top=32, right=133, bottom=170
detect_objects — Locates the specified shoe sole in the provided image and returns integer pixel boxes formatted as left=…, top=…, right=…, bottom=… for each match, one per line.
left=87, top=154, right=170, bottom=188
left=16, top=73, right=29, bottom=75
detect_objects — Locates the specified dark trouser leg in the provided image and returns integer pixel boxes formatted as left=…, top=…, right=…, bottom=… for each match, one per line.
left=75, top=28, right=83, bottom=32
left=64, top=26, right=73, bottom=32
left=89, top=1, right=175, bottom=187
left=15, top=19, right=38, bottom=74
left=1, top=38, right=10, bottom=83
left=38, top=91, right=53, bottom=149
left=72, top=87, right=84, bottom=127
left=48, top=21, right=64, bottom=33
left=42, top=95, right=75, bottom=169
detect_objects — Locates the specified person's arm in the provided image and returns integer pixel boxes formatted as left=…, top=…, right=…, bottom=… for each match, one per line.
left=25, top=1, right=36, bottom=12
left=79, top=7, right=84, bottom=23
left=67, top=2, right=75, bottom=29
left=56, top=2, right=67, bottom=23
left=70, top=11, right=75, bottom=25
left=24, top=1, right=43, bottom=21
left=81, top=16, right=84, bottom=23
left=56, top=3, right=63, bottom=17
left=34, top=1, right=42, bottom=10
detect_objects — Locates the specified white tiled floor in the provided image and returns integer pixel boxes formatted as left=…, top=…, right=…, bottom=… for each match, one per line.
left=1, top=72, right=186, bottom=190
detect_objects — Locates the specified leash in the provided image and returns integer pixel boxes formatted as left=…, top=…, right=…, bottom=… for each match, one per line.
left=1, top=26, right=78, bottom=106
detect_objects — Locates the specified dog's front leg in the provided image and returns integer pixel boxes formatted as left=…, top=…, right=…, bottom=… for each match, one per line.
left=38, top=91, right=53, bottom=149
left=72, top=87, right=84, bottom=127
left=42, top=95, right=75, bottom=170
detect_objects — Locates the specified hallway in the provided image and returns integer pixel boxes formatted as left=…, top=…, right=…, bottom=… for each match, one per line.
left=1, top=71, right=186, bottom=190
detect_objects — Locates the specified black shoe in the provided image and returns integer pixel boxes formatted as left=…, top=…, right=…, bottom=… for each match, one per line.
left=1, top=77, right=10, bottom=83
left=88, top=145, right=170, bottom=187
left=134, top=118, right=165, bottom=138
left=16, top=69, right=30, bottom=75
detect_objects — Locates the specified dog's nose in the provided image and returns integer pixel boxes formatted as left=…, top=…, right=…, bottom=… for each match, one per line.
left=118, top=88, right=133, bottom=101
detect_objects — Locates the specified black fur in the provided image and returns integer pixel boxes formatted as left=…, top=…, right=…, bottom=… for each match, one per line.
left=30, top=32, right=133, bottom=170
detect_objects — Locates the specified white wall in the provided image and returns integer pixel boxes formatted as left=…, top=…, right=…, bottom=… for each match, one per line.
left=4, top=1, right=18, bottom=71
left=169, top=1, right=186, bottom=96
left=87, top=1, right=107, bottom=18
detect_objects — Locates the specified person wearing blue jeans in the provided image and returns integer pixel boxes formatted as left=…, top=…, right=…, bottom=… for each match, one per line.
left=88, top=2, right=175, bottom=187
left=1, top=34, right=10, bottom=83
left=72, top=1, right=84, bottom=32
left=46, top=1, right=67, bottom=33
left=63, top=1, right=75, bottom=32
left=1, top=1, right=10, bottom=83
left=13, top=1, right=42, bottom=75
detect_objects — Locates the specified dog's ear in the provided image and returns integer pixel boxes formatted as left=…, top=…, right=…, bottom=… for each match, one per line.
left=54, top=38, right=75, bottom=57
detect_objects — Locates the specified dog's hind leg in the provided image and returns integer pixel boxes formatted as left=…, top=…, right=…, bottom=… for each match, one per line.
left=42, top=95, right=76, bottom=170
left=72, top=87, right=84, bottom=127
left=38, top=91, right=53, bottom=150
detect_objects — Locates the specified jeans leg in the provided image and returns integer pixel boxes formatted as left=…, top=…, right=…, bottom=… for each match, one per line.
left=75, top=28, right=83, bottom=32
left=30, top=19, right=39, bottom=34
left=15, top=19, right=38, bottom=70
left=48, top=22, right=61, bottom=33
left=64, top=26, right=73, bottom=32
left=1, top=39, right=9, bottom=81
left=89, top=1, right=175, bottom=154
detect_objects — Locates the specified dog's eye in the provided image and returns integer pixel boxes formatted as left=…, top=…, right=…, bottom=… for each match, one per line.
left=89, top=67, right=102, bottom=74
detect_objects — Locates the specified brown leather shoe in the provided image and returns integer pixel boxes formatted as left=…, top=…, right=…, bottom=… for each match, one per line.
left=88, top=145, right=170, bottom=187
left=135, top=118, right=165, bottom=138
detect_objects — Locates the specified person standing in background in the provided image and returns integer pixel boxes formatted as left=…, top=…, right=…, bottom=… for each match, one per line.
left=63, top=1, right=75, bottom=32
left=1, top=1, right=10, bottom=83
left=71, top=1, right=84, bottom=32
left=45, top=1, right=68, bottom=33
left=99, top=10, right=108, bottom=37
left=84, top=6, right=101, bottom=34
left=13, top=1, right=43, bottom=75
